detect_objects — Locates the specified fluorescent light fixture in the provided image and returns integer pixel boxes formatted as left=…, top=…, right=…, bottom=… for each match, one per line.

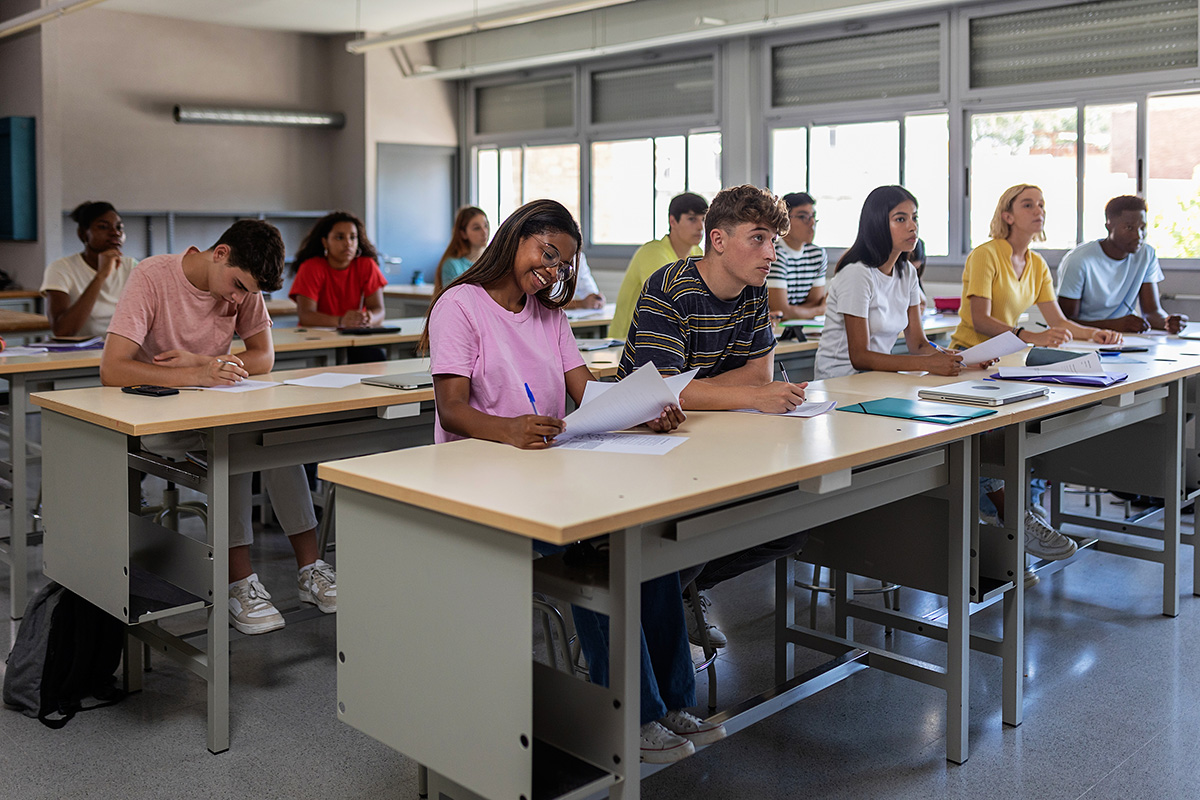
left=346, top=0, right=637, bottom=54
left=0, top=0, right=108, bottom=41
left=173, top=106, right=346, bottom=129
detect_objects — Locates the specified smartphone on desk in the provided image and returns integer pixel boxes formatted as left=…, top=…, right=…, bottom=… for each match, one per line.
left=1099, top=346, right=1149, bottom=353
left=121, top=385, right=180, bottom=397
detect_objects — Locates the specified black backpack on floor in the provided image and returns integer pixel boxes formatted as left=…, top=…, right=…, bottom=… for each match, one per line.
left=3, top=582, right=126, bottom=728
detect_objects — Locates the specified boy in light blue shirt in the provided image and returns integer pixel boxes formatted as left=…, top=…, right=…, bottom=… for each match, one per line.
left=1057, top=195, right=1187, bottom=333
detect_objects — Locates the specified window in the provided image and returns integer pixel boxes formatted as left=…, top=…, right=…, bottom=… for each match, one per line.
left=904, top=114, right=951, bottom=257
left=1148, top=93, right=1200, bottom=257
left=475, top=144, right=581, bottom=232
left=969, top=108, right=1078, bottom=249
left=590, top=132, right=722, bottom=246
left=475, top=76, right=574, bottom=135
left=591, top=57, right=715, bottom=124
left=1082, top=103, right=1138, bottom=242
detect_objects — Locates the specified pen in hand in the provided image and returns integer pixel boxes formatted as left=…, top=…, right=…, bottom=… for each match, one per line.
left=779, top=363, right=792, bottom=384
left=525, top=382, right=548, bottom=444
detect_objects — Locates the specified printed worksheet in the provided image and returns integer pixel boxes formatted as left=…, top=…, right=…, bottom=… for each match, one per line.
left=579, top=367, right=698, bottom=406
left=282, top=373, right=370, bottom=388
left=998, top=351, right=1105, bottom=377
left=199, top=379, right=281, bottom=392
left=733, top=400, right=837, bottom=418
left=562, top=362, right=694, bottom=439
left=552, top=432, right=687, bottom=454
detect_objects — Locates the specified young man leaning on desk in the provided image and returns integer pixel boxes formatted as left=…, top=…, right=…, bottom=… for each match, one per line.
left=617, top=184, right=809, bottom=648
left=99, top=220, right=336, bottom=635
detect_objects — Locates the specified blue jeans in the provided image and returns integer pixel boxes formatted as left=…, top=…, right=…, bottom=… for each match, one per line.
left=571, top=572, right=696, bottom=725
left=979, top=477, right=1047, bottom=519
left=678, top=531, right=809, bottom=592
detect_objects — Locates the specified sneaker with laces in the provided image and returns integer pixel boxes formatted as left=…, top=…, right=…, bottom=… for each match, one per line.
left=659, top=709, right=727, bottom=747
left=298, top=559, right=337, bottom=613
left=1024, top=509, right=1077, bottom=561
left=682, top=591, right=727, bottom=648
left=640, top=721, right=695, bottom=763
left=229, top=574, right=285, bottom=635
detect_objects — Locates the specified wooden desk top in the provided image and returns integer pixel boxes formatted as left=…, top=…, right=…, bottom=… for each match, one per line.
left=580, top=339, right=816, bottom=379
left=31, top=359, right=434, bottom=436
left=383, top=284, right=435, bottom=300
left=265, top=298, right=298, bottom=316
left=0, top=309, right=50, bottom=334
left=0, top=290, right=41, bottom=299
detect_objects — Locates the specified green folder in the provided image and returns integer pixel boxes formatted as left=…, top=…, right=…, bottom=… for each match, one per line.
left=837, top=397, right=997, bottom=425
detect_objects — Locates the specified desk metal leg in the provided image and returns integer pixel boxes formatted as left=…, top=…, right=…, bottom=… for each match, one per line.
left=946, top=437, right=971, bottom=764
left=609, top=529, right=641, bottom=800
left=1001, top=424, right=1025, bottom=729
left=207, top=430, right=231, bottom=754
left=775, top=554, right=795, bottom=684
left=1164, top=379, right=1183, bottom=617
left=7, top=373, right=27, bottom=619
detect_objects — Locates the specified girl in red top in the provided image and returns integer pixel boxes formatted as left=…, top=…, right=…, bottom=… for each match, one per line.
left=290, top=211, right=387, bottom=329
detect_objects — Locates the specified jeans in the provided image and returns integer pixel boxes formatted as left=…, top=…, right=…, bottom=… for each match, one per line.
left=678, top=531, right=809, bottom=592
left=979, top=477, right=1047, bottom=520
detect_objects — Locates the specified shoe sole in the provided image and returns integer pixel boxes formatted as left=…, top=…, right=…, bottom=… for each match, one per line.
left=1026, top=545, right=1077, bottom=561
left=299, top=592, right=337, bottom=614
left=687, top=633, right=727, bottom=648
left=229, top=615, right=285, bottom=635
left=640, top=742, right=695, bottom=764
left=674, top=726, right=727, bottom=747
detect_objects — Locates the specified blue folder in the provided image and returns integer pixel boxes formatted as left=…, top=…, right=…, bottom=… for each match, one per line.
left=837, top=397, right=997, bottom=425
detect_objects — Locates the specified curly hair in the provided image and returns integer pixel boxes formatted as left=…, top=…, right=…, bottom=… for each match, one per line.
left=703, top=185, right=790, bottom=249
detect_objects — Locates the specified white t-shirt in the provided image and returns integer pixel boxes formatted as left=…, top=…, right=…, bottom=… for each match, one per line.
left=1056, top=239, right=1165, bottom=321
left=815, top=261, right=921, bottom=380
left=573, top=252, right=601, bottom=299
left=40, top=252, right=137, bottom=338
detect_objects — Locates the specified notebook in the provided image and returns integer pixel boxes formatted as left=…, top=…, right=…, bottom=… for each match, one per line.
left=918, top=380, right=1048, bottom=406
left=359, top=372, right=433, bottom=390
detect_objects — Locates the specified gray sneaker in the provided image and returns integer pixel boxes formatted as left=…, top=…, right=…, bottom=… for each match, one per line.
left=229, top=574, right=285, bottom=635
left=682, top=591, right=727, bottom=648
left=1024, top=509, right=1077, bottom=561
left=640, top=721, right=695, bottom=763
left=298, top=559, right=337, bottom=613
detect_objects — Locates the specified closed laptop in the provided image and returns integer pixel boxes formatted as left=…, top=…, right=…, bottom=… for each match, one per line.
left=917, top=380, right=1047, bottom=406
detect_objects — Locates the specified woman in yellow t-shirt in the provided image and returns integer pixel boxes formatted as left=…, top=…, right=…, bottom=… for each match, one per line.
left=951, top=184, right=1122, bottom=350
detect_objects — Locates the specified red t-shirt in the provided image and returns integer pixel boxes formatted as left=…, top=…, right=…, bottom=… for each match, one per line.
left=289, top=256, right=388, bottom=316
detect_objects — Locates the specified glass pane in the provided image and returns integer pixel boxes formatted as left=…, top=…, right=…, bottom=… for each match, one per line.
left=653, top=137, right=685, bottom=241
left=810, top=120, right=900, bottom=248
left=592, top=139, right=654, bottom=246
left=904, top=113, right=950, bottom=257
left=1148, top=93, right=1200, bottom=258
left=476, top=149, right=499, bottom=233
left=523, top=144, right=581, bottom=228
left=686, top=132, right=722, bottom=199
left=771, top=127, right=808, bottom=198
left=1083, top=104, right=1138, bottom=243
left=498, top=147, right=523, bottom=225
left=969, top=108, right=1077, bottom=249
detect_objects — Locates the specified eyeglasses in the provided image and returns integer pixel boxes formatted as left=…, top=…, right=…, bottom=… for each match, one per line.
left=532, top=237, right=576, bottom=283
left=793, top=213, right=818, bottom=224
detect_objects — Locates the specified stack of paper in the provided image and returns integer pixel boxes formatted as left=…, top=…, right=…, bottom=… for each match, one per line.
left=564, top=362, right=695, bottom=439
left=994, top=351, right=1126, bottom=387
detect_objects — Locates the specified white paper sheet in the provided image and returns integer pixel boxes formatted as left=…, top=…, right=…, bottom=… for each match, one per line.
left=552, top=432, right=688, bottom=454
left=579, top=368, right=698, bottom=407
left=998, top=351, right=1105, bottom=378
left=733, top=400, right=837, bottom=418
left=956, top=331, right=1025, bottom=365
left=199, top=379, right=281, bottom=393
left=575, top=338, right=622, bottom=351
left=282, top=372, right=371, bottom=388
left=561, top=362, right=694, bottom=439
left=0, top=346, right=48, bottom=357
left=564, top=308, right=605, bottom=321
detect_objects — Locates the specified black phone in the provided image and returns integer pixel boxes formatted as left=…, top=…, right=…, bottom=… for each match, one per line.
left=1099, top=346, right=1149, bottom=353
left=121, top=385, right=180, bottom=397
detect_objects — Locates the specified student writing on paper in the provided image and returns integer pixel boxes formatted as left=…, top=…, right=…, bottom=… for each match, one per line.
left=814, top=186, right=993, bottom=380
left=42, top=201, right=137, bottom=338
left=619, top=185, right=810, bottom=649
left=1057, top=195, right=1188, bottom=334
left=434, top=206, right=489, bottom=293
left=420, top=200, right=713, bottom=764
left=101, top=220, right=335, bottom=635
left=952, top=185, right=1121, bottom=570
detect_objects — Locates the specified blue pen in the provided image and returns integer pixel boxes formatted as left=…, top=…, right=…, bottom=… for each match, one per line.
left=525, top=383, right=547, bottom=443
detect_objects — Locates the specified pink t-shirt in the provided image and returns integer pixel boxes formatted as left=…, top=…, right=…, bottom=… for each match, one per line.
left=107, top=251, right=272, bottom=362
left=429, top=283, right=586, bottom=443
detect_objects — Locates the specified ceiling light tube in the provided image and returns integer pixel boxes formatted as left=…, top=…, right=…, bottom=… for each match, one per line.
left=173, top=106, right=346, bottom=129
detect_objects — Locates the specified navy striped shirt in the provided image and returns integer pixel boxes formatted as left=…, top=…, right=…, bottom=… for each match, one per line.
left=617, top=257, right=776, bottom=379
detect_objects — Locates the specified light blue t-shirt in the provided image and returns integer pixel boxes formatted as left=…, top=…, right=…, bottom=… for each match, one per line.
left=1056, top=240, right=1164, bottom=321
left=440, top=256, right=474, bottom=284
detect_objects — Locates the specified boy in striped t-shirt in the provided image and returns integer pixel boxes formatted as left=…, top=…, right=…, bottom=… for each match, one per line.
left=617, top=184, right=809, bottom=648
left=767, top=192, right=828, bottom=320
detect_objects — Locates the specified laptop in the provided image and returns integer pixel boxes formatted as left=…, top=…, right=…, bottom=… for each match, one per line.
left=360, top=372, right=434, bottom=390
left=918, top=379, right=1048, bottom=406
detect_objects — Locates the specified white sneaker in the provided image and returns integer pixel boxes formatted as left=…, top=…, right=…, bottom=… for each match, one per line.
left=660, top=709, right=727, bottom=747
left=640, top=721, right=695, bottom=763
left=682, top=591, right=727, bottom=648
left=298, top=559, right=337, bottom=613
left=1024, top=509, right=1077, bottom=561
left=229, top=574, right=285, bottom=635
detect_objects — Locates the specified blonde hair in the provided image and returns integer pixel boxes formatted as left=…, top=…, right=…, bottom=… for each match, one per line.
left=989, top=184, right=1046, bottom=242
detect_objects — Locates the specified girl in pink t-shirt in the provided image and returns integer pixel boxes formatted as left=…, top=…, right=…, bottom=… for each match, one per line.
left=423, top=198, right=681, bottom=447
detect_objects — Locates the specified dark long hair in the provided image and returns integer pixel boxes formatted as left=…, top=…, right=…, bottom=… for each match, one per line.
left=419, top=199, right=581, bottom=353
left=835, top=185, right=918, bottom=274
left=291, top=211, right=379, bottom=273
left=435, top=206, right=487, bottom=293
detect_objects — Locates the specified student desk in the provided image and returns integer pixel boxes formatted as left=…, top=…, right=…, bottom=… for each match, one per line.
left=382, top=283, right=435, bottom=316
left=32, top=360, right=438, bottom=753
left=0, top=289, right=44, bottom=314
left=0, top=309, right=50, bottom=336
left=579, top=340, right=817, bottom=381
left=320, top=401, right=992, bottom=799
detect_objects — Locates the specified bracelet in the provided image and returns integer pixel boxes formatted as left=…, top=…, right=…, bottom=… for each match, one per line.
left=1014, top=326, right=1025, bottom=340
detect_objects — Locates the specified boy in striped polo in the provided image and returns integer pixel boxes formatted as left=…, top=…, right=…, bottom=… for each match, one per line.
left=617, top=184, right=809, bottom=648
left=767, top=192, right=828, bottom=320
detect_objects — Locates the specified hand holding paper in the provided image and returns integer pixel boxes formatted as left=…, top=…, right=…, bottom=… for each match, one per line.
left=955, top=331, right=1025, bottom=366
left=564, top=363, right=694, bottom=439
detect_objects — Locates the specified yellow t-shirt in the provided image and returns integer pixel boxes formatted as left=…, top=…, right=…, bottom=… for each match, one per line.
left=951, top=238, right=1056, bottom=349
left=611, top=235, right=703, bottom=340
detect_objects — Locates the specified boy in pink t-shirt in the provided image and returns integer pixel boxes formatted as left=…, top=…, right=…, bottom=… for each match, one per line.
left=103, top=220, right=336, bottom=635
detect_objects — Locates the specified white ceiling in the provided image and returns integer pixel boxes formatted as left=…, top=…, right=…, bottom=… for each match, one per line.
left=100, top=0, right=566, bottom=35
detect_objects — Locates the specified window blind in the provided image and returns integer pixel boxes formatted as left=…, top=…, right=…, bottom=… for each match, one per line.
left=970, top=0, right=1198, bottom=89
left=475, top=76, right=574, bottom=135
left=591, top=57, right=715, bottom=124
left=771, top=25, right=941, bottom=107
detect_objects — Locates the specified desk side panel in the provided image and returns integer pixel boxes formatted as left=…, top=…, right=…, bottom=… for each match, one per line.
left=336, top=488, right=532, bottom=800
left=42, top=411, right=131, bottom=621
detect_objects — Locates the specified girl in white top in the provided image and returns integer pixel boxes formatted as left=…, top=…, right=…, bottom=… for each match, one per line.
left=41, top=201, right=137, bottom=338
left=815, top=186, right=988, bottom=379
